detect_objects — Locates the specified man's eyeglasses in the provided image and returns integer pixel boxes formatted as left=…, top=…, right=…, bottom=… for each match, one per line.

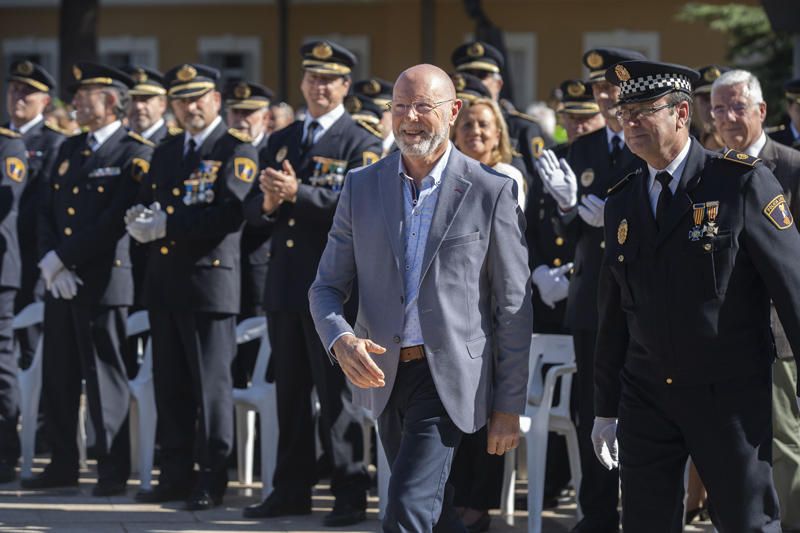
left=386, top=99, right=454, bottom=116
left=615, top=103, right=676, bottom=122
left=710, top=102, right=758, bottom=119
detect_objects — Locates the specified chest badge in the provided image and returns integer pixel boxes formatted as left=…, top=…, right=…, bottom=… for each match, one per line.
left=688, top=201, right=721, bottom=241
left=276, top=146, right=288, bottom=164
left=581, top=168, right=595, bottom=187
left=617, top=218, right=628, bottom=245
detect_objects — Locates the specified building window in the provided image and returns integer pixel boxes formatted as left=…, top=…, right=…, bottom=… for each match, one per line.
left=303, top=35, right=370, bottom=81
left=99, top=36, right=158, bottom=68
left=198, top=35, right=261, bottom=87
left=582, top=30, right=660, bottom=68
left=2, top=37, right=59, bottom=87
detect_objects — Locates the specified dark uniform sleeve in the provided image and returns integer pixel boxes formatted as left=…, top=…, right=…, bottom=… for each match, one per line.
left=56, top=142, right=152, bottom=268
left=292, top=131, right=381, bottom=224
left=167, top=139, right=258, bottom=241
left=38, top=141, right=70, bottom=260
left=740, top=165, right=800, bottom=395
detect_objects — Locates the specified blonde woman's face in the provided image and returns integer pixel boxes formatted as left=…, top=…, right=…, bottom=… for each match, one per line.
left=455, top=103, right=499, bottom=161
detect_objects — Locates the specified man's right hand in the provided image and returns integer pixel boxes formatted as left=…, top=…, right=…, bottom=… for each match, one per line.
left=591, top=416, right=619, bottom=470
left=531, top=263, right=573, bottom=308
left=332, top=334, right=387, bottom=389
left=534, top=149, right=578, bottom=210
left=258, top=169, right=282, bottom=214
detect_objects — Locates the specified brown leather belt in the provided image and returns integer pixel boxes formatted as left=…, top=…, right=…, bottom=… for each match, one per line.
left=399, top=345, right=426, bottom=363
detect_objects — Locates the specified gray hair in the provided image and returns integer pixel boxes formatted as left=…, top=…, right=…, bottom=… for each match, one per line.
left=711, top=69, right=764, bottom=104
left=102, top=87, right=130, bottom=119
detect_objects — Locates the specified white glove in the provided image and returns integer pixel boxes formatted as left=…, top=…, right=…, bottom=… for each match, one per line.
left=126, top=202, right=166, bottom=244
left=591, top=416, right=619, bottom=470
left=38, top=250, right=64, bottom=290
left=124, top=204, right=148, bottom=226
left=578, top=194, right=606, bottom=228
left=796, top=396, right=800, bottom=412
left=531, top=263, right=573, bottom=308
left=50, top=269, right=83, bottom=300
left=534, top=149, right=577, bottom=210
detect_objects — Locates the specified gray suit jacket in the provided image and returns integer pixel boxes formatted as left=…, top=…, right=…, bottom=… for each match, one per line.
left=309, top=146, right=533, bottom=433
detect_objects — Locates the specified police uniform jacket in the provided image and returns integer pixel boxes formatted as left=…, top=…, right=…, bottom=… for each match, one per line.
left=244, top=114, right=382, bottom=313
left=595, top=139, right=800, bottom=416
left=0, top=129, right=28, bottom=289
left=561, top=127, right=639, bottom=331
left=503, top=107, right=551, bottom=179
left=141, top=121, right=258, bottom=315
left=13, top=120, right=65, bottom=300
left=769, top=125, right=799, bottom=150
left=39, top=127, right=152, bottom=306
left=239, top=133, right=271, bottom=314
left=759, top=136, right=800, bottom=222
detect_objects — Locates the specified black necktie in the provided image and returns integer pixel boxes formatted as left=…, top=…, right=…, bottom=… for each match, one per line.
left=655, top=171, right=673, bottom=229
left=610, top=135, right=622, bottom=167
left=185, top=139, right=197, bottom=160
left=302, top=121, right=320, bottom=153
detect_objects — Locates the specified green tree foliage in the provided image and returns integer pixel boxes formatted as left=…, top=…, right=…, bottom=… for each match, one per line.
left=676, top=3, right=792, bottom=124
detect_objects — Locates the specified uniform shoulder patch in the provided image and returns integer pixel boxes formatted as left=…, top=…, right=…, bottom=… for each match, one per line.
left=234, top=157, right=257, bottom=183
left=362, top=151, right=380, bottom=166
left=508, top=109, right=538, bottom=123
left=5, top=157, right=26, bottom=182
left=607, top=168, right=641, bottom=196
left=130, top=157, right=150, bottom=183
left=0, top=127, right=20, bottom=139
left=531, top=136, right=545, bottom=159
left=168, top=125, right=183, bottom=136
left=355, top=119, right=382, bottom=139
left=128, top=131, right=155, bottom=147
left=763, top=194, right=793, bottom=230
left=722, top=149, right=760, bottom=167
left=227, top=128, right=252, bottom=143
left=44, top=122, right=67, bottom=136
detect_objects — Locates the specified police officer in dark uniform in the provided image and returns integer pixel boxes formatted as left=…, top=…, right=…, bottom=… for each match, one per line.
left=241, top=41, right=380, bottom=527
left=4, top=60, right=65, bottom=377
left=594, top=59, right=800, bottom=532
left=223, top=79, right=273, bottom=387
left=344, top=93, right=384, bottom=142
left=24, top=62, right=152, bottom=495
left=0, top=127, right=28, bottom=483
left=121, top=65, right=174, bottom=145
left=770, top=79, right=800, bottom=149
left=351, top=78, right=394, bottom=156
left=536, top=48, right=645, bottom=533
left=126, top=64, right=257, bottom=510
left=452, top=40, right=552, bottom=182
left=691, top=65, right=730, bottom=151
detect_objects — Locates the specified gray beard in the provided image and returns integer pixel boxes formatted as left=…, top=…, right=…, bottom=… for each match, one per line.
left=396, top=127, right=449, bottom=158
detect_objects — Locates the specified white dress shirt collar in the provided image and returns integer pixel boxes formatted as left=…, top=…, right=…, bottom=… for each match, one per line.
left=89, top=120, right=123, bottom=150
left=303, top=104, right=345, bottom=142
left=741, top=131, right=768, bottom=158
left=791, top=122, right=800, bottom=142
left=251, top=131, right=265, bottom=147
left=184, top=115, right=223, bottom=151
left=398, top=140, right=453, bottom=186
left=646, top=137, right=692, bottom=213
left=12, top=114, right=44, bottom=135
left=141, top=118, right=165, bottom=141
left=606, top=126, right=625, bottom=152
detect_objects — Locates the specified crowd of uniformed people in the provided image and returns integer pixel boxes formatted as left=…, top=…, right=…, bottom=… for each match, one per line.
left=0, top=36, right=799, bottom=532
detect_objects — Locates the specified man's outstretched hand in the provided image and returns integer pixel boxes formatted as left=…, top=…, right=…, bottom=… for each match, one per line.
left=332, top=334, right=387, bottom=388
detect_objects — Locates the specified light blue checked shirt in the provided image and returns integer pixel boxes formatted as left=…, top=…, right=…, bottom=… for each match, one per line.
left=398, top=142, right=452, bottom=348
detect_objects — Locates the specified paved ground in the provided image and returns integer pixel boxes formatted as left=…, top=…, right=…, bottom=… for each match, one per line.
left=0, top=461, right=715, bottom=532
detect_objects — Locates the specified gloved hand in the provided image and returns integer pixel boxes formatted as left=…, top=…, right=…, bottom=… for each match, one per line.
left=578, top=194, right=606, bottom=228
left=123, top=204, right=149, bottom=226
left=50, top=269, right=83, bottom=300
left=591, top=416, right=619, bottom=470
left=531, top=263, right=573, bottom=308
left=126, top=202, right=167, bottom=244
left=38, top=250, right=64, bottom=290
left=534, top=149, right=577, bottom=210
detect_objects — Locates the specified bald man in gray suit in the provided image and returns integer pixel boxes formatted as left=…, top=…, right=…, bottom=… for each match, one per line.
left=309, top=64, right=533, bottom=532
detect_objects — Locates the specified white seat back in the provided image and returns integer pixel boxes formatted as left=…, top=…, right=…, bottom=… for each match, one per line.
left=13, top=302, right=44, bottom=331
left=234, top=316, right=270, bottom=387
left=527, top=333, right=575, bottom=407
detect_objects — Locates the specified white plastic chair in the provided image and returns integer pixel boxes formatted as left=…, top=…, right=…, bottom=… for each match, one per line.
left=232, top=316, right=277, bottom=498
left=126, top=310, right=157, bottom=490
left=500, top=333, right=582, bottom=533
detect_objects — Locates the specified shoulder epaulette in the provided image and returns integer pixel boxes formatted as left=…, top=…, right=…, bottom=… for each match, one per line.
left=168, top=125, right=183, bottom=136
left=354, top=119, right=382, bottom=139
left=0, top=127, right=21, bottom=139
left=764, top=124, right=786, bottom=135
left=508, top=109, right=540, bottom=124
left=607, top=168, right=641, bottom=196
left=227, top=128, right=252, bottom=143
left=128, top=131, right=155, bottom=147
left=722, top=148, right=760, bottom=167
left=44, top=122, right=68, bottom=136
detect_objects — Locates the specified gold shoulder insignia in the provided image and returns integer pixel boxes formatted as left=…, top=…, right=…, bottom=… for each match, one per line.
left=764, top=124, right=786, bottom=135
left=128, top=131, right=155, bottom=147
left=607, top=168, right=641, bottom=196
left=227, top=128, right=252, bottom=143
left=44, top=122, right=68, bottom=136
left=355, top=119, right=382, bottom=139
left=362, top=151, right=380, bottom=166
left=0, top=127, right=21, bottom=139
left=508, top=109, right=539, bottom=123
left=764, top=194, right=793, bottom=230
left=168, top=126, right=183, bottom=136
left=130, top=157, right=150, bottom=183
left=722, top=149, right=760, bottom=167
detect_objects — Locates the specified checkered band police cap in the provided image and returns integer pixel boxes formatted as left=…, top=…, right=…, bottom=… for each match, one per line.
left=605, top=60, right=700, bottom=105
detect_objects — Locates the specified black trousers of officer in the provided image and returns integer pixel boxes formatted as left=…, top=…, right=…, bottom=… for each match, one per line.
left=574, top=329, right=620, bottom=529
left=149, top=309, right=235, bottom=493
left=0, top=289, right=19, bottom=466
left=268, top=310, right=368, bottom=505
left=379, top=359, right=465, bottom=533
left=41, top=298, right=130, bottom=482
left=618, top=368, right=781, bottom=533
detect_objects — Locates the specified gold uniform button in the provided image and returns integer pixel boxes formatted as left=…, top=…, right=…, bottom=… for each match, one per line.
left=212, top=259, right=221, bottom=267
left=166, top=206, right=175, bottom=215
left=160, top=246, right=169, bottom=255
left=666, top=378, right=673, bottom=385
left=703, top=243, right=712, bottom=251
left=151, top=183, right=157, bottom=190
left=72, top=186, right=79, bottom=194
left=54, top=183, right=60, bottom=190
left=64, top=227, right=72, bottom=236
left=114, top=259, right=122, bottom=267
left=617, top=254, right=624, bottom=262
left=172, top=187, right=181, bottom=197
left=97, top=185, right=105, bottom=193
left=288, top=218, right=296, bottom=227
left=67, top=207, right=76, bottom=216
left=555, top=237, right=564, bottom=246
left=286, top=239, right=295, bottom=248
left=553, top=258, right=562, bottom=267
left=600, top=240, right=606, bottom=249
